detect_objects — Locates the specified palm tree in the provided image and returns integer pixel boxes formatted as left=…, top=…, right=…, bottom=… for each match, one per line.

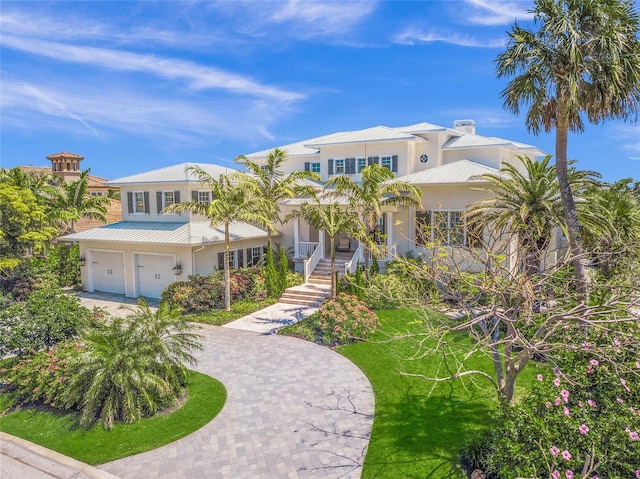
left=65, top=301, right=202, bottom=429
left=165, top=167, right=275, bottom=311
left=55, top=169, right=109, bottom=233
left=325, top=163, right=421, bottom=270
left=467, top=155, right=598, bottom=274
left=286, top=193, right=365, bottom=296
left=234, top=148, right=320, bottom=248
left=495, top=0, right=640, bottom=295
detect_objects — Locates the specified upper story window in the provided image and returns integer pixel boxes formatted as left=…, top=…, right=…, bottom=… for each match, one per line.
left=156, top=190, right=181, bottom=214
left=415, top=210, right=481, bottom=247
left=381, top=156, right=392, bottom=170
left=304, top=162, right=321, bottom=173
left=129, top=191, right=148, bottom=214
left=335, top=159, right=345, bottom=174
left=357, top=158, right=366, bottom=173
left=198, top=191, right=211, bottom=205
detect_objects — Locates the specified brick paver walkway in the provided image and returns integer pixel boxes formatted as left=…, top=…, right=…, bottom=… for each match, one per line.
left=99, top=325, right=375, bottom=479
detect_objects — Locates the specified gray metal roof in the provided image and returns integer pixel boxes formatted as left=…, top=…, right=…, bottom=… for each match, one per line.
left=59, top=221, right=270, bottom=245
left=395, top=122, right=448, bottom=134
left=395, top=160, right=499, bottom=185
left=108, top=163, right=237, bottom=186
left=304, top=126, right=415, bottom=147
left=442, top=134, right=541, bottom=152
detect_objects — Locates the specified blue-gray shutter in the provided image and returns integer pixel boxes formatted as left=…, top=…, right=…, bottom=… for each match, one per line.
left=304, top=162, right=310, bottom=172
left=373, top=156, right=379, bottom=165
left=367, top=156, right=374, bottom=166
left=328, top=159, right=334, bottom=175
left=392, top=155, right=398, bottom=173
left=238, top=249, right=244, bottom=268
left=346, top=158, right=356, bottom=174
left=217, top=253, right=224, bottom=270
left=127, top=192, right=133, bottom=214
left=144, top=192, right=150, bottom=214
left=247, top=248, right=253, bottom=266
left=156, top=192, right=163, bottom=214
left=192, top=191, right=198, bottom=202
left=174, top=191, right=180, bottom=203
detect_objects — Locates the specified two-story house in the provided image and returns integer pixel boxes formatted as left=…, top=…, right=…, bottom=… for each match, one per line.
left=61, top=163, right=271, bottom=298
left=63, top=119, right=546, bottom=299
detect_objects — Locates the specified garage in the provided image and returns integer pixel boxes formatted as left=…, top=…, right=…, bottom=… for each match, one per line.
left=90, top=250, right=125, bottom=295
left=135, top=253, right=176, bottom=299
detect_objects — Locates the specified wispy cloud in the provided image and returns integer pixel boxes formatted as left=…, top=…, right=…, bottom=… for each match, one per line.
left=393, top=28, right=505, bottom=48
left=1, top=35, right=303, bottom=103
left=609, top=124, right=640, bottom=154
left=462, top=0, right=534, bottom=26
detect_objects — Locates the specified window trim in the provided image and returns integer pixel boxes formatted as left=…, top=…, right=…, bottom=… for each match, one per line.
left=197, top=190, right=211, bottom=205
left=334, top=158, right=345, bottom=174
left=133, top=191, right=147, bottom=214
left=414, top=209, right=480, bottom=247
left=357, top=157, right=366, bottom=173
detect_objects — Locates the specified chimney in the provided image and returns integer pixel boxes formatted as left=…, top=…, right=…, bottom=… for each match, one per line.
left=46, top=152, right=84, bottom=177
left=453, top=119, right=476, bottom=135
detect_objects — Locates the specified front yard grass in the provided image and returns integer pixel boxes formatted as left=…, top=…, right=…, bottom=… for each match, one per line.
left=281, top=308, right=537, bottom=478
left=0, top=371, right=225, bottom=465
left=185, top=298, right=276, bottom=325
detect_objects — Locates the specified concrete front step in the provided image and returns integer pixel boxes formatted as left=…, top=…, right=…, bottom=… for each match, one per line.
left=279, top=284, right=331, bottom=307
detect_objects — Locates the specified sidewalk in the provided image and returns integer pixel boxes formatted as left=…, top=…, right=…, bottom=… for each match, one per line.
left=223, top=301, right=319, bottom=334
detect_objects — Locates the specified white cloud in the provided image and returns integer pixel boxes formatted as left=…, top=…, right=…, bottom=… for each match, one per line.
left=609, top=124, right=640, bottom=155
left=393, top=28, right=505, bottom=48
left=462, top=0, right=534, bottom=26
left=1, top=35, right=303, bottom=103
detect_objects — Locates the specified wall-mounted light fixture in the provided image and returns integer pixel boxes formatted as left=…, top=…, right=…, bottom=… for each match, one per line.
left=79, top=256, right=86, bottom=267
left=172, top=263, right=183, bottom=275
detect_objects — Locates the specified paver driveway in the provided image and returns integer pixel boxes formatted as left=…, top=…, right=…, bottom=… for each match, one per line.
left=99, top=325, right=375, bottom=479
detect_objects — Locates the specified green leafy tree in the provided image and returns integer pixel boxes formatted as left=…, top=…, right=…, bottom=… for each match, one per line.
left=277, top=246, right=289, bottom=296
left=65, top=301, right=202, bottom=429
left=286, top=193, right=365, bottom=296
left=326, top=163, right=421, bottom=270
left=234, top=148, right=320, bottom=248
left=54, top=169, right=109, bottom=233
left=264, top=246, right=279, bottom=299
left=496, top=0, right=640, bottom=295
left=165, top=168, right=275, bottom=311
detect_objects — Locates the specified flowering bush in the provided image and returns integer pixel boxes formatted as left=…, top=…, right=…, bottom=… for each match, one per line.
left=1, top=341, right=82, bottom=409
left=485, top=327, right=640, bottom=478
left=317, top=293, right=379, bottom=346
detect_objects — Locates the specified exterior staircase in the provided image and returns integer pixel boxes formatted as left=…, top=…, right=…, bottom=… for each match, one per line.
left=279, top=253, right=353, bottom=307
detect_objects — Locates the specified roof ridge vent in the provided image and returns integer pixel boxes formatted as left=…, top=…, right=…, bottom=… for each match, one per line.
left=453, top=119, right=476, bottom=135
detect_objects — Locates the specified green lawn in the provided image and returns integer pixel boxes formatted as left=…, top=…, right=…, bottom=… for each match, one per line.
left=284, top=308, right=537, bottom=479
left=185, top=298, right=276, bottom=325
left=0, top=371, right=226, bottom=465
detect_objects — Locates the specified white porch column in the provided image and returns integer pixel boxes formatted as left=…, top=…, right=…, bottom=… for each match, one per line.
left=319, top=229, right=325, bottom=259
left=294, top=218, right=300, bottom=257
left=386, top=212, right=394, bottom=260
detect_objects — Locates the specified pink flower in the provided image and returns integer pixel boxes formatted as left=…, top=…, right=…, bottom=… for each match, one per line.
left=566, top=471, right=574, bottom=479
left=586, top=365, right=594, bottom=374
left=537, top=374, right=543, bottom=382
left=587, top=399, right=597, bottom=408
left=578, top=401, right=583, bottom=408
left=555, top=397, right=562, bottom=406
left=561, top=450, right=572, bottom=461
left=630, top=431, right=639, bottom=441
left=560, top=389, right=570, bottom=402
left=589, top=359, right=599, bottom=366
left=554, top=377, right=561, bottom=387
left=550, top=446, right=560, bottom=457
left=552, top=471, right=560, bottom=479
left=554, top=367, right=561, bottom=376
left=545, top=401, right=552, bottom=409
left=579, top=424, right=589, bottom=435
left=635, top=362, right=640, bottom=369
left=563, top=406, right=571, bottom=417
left=635, top=470, right=640, bottom=479
left=617, top=397, right=624, bottom=404
left=591, top=476, right=599, bottom=479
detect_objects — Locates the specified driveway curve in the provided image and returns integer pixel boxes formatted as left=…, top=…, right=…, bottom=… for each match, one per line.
left=99, top=325, right=375, bottom=479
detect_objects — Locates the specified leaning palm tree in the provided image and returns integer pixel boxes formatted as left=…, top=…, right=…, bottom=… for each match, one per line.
left=325, top=163, right=421, bottom=270
left=495, top=0, right=640, bottom=294
left=55, top=169, right=109, bottom=233
left=234, top=148, right=320, bottom=248
left=466, top=155, right=598, bottom=275
left=165, top=168, right=275, bottom=311
left=286, top=193, right=365, bottom=296
left=65, top=302, right=202, bottom=429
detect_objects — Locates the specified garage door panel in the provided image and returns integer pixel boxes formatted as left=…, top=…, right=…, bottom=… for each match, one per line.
left=91, top=251, right=125, bottom=295
left=136, top=254, right=175, bottom=299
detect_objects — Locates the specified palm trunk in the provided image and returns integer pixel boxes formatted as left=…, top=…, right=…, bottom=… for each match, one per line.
left=330, top=236, right=336, bottom=297
left=224, top=222, right=231, bottom=312
left=555, top=104, right=589, bottom=299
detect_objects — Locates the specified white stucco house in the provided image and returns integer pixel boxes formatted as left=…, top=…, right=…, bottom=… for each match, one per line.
left=62, top=119, right=546, bottom=299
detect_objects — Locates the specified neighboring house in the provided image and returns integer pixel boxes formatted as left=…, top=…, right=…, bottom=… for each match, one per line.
left=244, top=119, right=546, bottom=273
left=62, top=119, right=549, bottom=299
left=60, top=163, right=271, bottom=299
left=19, top=152, right=122, bottom=233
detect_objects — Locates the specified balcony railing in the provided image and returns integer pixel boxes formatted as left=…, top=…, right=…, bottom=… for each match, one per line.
left=297, top=241, right=319, bottom=258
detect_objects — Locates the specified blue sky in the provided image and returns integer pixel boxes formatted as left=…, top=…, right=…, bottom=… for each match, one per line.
left=1, top=0, right=638, bottom=182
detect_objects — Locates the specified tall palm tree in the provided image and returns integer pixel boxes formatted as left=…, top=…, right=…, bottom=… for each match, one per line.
left=325, top=163, right=421, bottom=270
left=286, top=193, right=365, bottom=296
left=495, top=0, right=640, bottom=294
left=466, top=155, right=599, bottom=274
left=165, top=167, right=275, bottom=311
left=55, top=169, right=109, bottom=233
left=234, top=148, right=320, bottom=248
left=66, top=301, right=201, bottom=429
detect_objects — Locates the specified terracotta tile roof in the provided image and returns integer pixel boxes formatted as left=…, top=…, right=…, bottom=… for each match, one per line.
left=72, top=200, right=122, bottom=233
left=46, top=152, right=85, bottom=160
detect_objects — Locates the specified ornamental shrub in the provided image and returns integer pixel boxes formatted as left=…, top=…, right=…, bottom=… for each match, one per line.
left=317, top=293, right=379, bottom=346
left=485, top=326, right=640, bottom=478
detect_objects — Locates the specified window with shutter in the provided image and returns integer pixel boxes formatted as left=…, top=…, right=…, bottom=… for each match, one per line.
left=346, top=158, right=356, bottom=174
left=132, top=191, right=148, bottom=214
left=304, top=162, right=310, bottom=172
left=392, top=155, right=398, bottom=173
left=357, top=158, right=366, bottom=173
left=328, top=159, right=333, bottom=175
left=127, top=192, right=134, bottom=214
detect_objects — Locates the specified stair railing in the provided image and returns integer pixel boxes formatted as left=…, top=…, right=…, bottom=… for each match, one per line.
left=304, top=242, right=323, bottom=283
left=344, top=243, right=364, bottom=276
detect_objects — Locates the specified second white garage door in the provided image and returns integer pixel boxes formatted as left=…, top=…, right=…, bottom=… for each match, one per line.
left=135, top=254, right=176, bottom=299
left=91, top=251, right=125, bottom=295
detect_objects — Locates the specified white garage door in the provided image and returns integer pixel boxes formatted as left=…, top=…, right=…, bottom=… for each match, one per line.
left=91, top=251, right=125, bottom=295
left=136, top=254, right=176, bottom=299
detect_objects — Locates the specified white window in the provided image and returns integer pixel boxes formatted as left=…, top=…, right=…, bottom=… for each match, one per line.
left=197, top=191, right=211, bottom=205
left=357, top=158, right=366, bottom=173
left=381, top=156, right=392, bottom=170
left=134, top=192, right=146, bottom=214
left=335, top=159, right=345, bottom=174
left=311, top=162, right=321, bottom=173
left=163, top=191, right=176, bottom=209
left=90, top=192, right=103, bottom=197
left=249, top=246, right=263, bottom=266
left=415, top=210, right=481, bottom=247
